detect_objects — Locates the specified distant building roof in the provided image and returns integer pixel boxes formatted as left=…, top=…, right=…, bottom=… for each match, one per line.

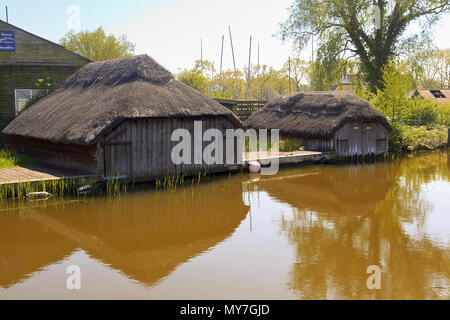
left=412, top=89, right=450, bottom=102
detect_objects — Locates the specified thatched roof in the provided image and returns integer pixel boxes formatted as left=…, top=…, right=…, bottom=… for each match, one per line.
left=3, top=55, right=242, bottom=145
left=246, top=92, right=392, bottom=138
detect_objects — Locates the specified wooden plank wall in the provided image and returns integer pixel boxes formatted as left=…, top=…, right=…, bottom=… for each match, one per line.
left=0, top=20, right=89, bottom=129
left=0, top=65, right=81, bottom=121
left=280, top=134, right=334, bottom=152
left=0, top=20, right=89, bottom=64
left=10, top=135, right=98, bottom=172
left=103, top=117, right=241, bottom=180
left=334, top=122, right=388, bottom=156
left=280, top=122, right=389, bottom=156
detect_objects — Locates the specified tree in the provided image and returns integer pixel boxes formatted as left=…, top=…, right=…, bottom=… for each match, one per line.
left=407, top=47, right=450, bottom=89
left=178, top=60, right=222, bottom=96
left=283, top=58, right=310, bottom=92
left=60, top=27, right=135, bottom=61
left=367, top=61, right=414, bottom=124
left=177, top=60, right=313, bottom=100
left=280, top=0, right=450, bottom=92
left=177, top=60, right=211, bottom=95
left=308, top=58, right=359, bottom=91
left=177, top=68, right=209, bottom=94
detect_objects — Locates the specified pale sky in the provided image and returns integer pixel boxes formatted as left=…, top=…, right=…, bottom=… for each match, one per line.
left=2, top=0, right=450, bottom=74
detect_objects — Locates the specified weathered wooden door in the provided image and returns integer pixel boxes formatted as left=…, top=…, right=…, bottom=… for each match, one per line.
left=361, top=123, right=377, bottom=156
left=104, top=143, right=132, bottom=178
left=104, top=126, right=132, bottom=178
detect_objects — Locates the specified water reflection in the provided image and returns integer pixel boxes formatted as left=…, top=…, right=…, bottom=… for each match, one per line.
left=255, top=151, right=449, bottom=299
left=0, top=152, right=448, bottom=299
left=0, top=179, right=249, bottom=288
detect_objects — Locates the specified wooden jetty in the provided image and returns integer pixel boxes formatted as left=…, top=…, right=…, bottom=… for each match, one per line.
left=0, top=164, right=99, bottom=187
left=0, top=151, right=334, bottom=191
left=244, top=150, right=336, bottom=166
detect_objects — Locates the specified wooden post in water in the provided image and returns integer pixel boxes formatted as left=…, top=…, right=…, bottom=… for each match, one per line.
left=447, top=128, right=449, bottom=148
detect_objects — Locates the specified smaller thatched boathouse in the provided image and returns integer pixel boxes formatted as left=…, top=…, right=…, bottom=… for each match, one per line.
left=246, top=93, right=392, bottom=158
left=3, top=55, right=243, bottom=180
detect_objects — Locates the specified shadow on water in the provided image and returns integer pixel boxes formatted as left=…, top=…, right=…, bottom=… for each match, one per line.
left=0, top=178, right=249, bottom=288
left=252, top=150, right=449, bottom=299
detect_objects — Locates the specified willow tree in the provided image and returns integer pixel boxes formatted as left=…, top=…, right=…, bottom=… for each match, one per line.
left=280, top=0, right=450, bottom=92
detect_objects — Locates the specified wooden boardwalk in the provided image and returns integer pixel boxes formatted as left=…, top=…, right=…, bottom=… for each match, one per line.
left=0, top=151, right=335, bottom=186
left=0, top=165, right=99, bottom=185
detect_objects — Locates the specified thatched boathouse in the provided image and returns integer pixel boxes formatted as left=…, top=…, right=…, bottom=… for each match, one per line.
left=246, top=93, right=392, bottom=157
left=3, top=55, right=243, bottom=180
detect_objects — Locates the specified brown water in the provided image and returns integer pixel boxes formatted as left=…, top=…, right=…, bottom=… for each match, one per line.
left=0, top=151, right=449, bottom=300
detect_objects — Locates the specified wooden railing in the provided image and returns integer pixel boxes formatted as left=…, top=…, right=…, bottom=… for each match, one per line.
left=214, top=99, right=267, bottom=122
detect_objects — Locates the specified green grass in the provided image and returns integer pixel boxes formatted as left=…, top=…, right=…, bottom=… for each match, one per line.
left=0, top=148, right=33, bottom=169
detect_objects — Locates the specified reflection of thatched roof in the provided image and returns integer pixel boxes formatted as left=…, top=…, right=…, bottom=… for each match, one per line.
left=257, top=164, right=391, bottom=216
left=0, top=215, right=76, bottom=288
left=246, top=93, right=392, bottom=138
left=0, top=180, right=248, bottom=287
left=3, top=55, right=242, bottom=144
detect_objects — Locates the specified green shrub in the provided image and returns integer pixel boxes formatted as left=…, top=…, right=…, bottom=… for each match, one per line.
left=400, top=125, right=448, bottom=151
left=437, top=104, right=450, bottom=127
left=279, top=139, right=303, bottom=152
left=388, top=125, right=405, bottom=153
left=0, top=148, right=33, bottom=169
left=407, top=99, right=439, bottom=128
left=244, top=137, right=303, bottom=153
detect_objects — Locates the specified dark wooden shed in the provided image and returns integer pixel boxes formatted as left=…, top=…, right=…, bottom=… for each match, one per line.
left=0, top=19, right=90, bottom=131
left=246, top=92, right=393, bottom=158
left=3, top=55, right=244, bottom=180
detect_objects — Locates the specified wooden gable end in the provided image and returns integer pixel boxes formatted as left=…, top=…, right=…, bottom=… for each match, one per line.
left=0, top=19, right=90, bottom=66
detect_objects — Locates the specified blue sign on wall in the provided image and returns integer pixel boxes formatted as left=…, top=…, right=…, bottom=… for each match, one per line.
left=0, top=30, right=15, bottom=52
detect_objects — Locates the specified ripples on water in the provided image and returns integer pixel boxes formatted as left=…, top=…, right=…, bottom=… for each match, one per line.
left=0, top=151, right=448, bottom=299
